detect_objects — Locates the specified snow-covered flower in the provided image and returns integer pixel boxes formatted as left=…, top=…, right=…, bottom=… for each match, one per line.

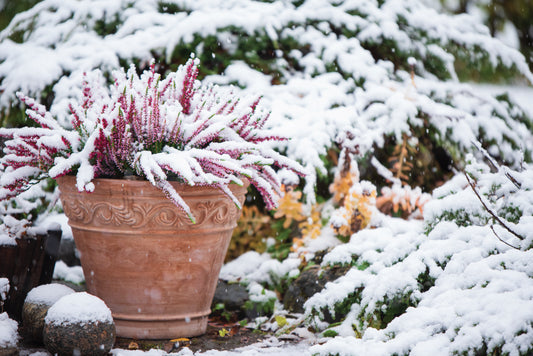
left=0, top=58, right=308, bottom=222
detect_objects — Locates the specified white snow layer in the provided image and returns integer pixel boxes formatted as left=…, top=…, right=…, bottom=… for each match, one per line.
left=44, top=292, right=113, bottom=326
left=24, top=283, right=75, bottom=306
left=0, top=312, right=18, bottom=348
left=0, top=278, right=8, bottom=301
left=111, top=340, right=313, bottom=356
left=52, top=260, right=85, bottom=284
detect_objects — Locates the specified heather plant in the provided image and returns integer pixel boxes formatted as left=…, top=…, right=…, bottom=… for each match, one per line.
left=0, top=58, right=307, bottom=223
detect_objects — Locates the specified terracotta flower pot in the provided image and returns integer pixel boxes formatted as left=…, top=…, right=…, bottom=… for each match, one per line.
left=56, top=175, right=247, bottom=339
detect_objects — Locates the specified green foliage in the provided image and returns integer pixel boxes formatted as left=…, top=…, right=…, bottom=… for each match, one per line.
left=314, top=289, right=363, bottom=324
left=212, top=303, right=234, bottom=322
left=266, top=219, right=294, bottom=261
left=417, top=268, right=436, bottom=293
left=498, top=204, right=522, bottom=224
left=244, top=296, right=276, bottom=317
left=360, top=292, right=415, bottom=330
left=0, top=0, right=41, bottom=32
left=440, top=0, right=533, bottom=73
left=322, top=329, right=339, bottom=338
left=94, top=11, right=122, bottom=37
left=424, top=208, right=482, bottom=234
left=355, top=260, right=370, bottom=271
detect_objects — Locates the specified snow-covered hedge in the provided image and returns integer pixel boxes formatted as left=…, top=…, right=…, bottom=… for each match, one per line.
left=1, top=0, right=532, bottom=185
left=304, top=156, right=533, bottom=355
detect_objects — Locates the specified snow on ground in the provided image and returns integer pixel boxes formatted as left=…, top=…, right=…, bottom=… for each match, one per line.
left=52, top=260, right=85, bottom=284
left=111, top=339, right=314, bottom=356
left=0, top=312, right=18, bottom=348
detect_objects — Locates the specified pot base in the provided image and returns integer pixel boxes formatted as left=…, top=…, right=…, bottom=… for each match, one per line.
left=114, top=314, right=208, bottom=339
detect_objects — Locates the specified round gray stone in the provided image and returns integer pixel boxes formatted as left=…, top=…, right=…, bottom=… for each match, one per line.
left=43, top=320, right=115, bottom=356
left=43, top=292, right=115, bottom=356
left=22, top=284, right=75, bottom=344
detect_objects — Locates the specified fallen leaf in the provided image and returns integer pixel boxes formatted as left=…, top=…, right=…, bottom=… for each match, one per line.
left=170, top=338, right=190, bottom=343
left=275, top=315, right=287, bottom=328
left=128, top=342, right=139, bottom=350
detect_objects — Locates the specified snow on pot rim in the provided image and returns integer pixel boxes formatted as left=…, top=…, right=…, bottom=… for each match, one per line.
left=45, top=292, right=113, bottom=326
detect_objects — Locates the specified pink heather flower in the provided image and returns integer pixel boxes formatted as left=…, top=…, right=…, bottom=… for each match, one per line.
left=0, top=57, right=309, bottom=221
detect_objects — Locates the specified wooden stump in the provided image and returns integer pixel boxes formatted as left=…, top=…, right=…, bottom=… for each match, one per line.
left=0, top=227, right=61, bottom=321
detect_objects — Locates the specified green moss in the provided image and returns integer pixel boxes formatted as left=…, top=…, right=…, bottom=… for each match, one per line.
left=322, top=329, right=339, bottom=338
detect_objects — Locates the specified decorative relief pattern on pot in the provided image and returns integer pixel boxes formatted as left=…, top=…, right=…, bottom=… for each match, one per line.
left=130, top=203, right=189, bottom=228
left=61, top=195, right=239, bottom=228
left=195, top=201, right=239, bottom=225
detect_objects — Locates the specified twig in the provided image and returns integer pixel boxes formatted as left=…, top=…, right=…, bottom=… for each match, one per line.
left=471, top=139, right=521, bottom=189
left=490, top=225, right=520, bottom=250
left=464, top=172, right=524, bottom=241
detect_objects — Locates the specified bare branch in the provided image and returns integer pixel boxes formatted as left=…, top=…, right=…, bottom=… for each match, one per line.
left=490, top=225, right=520, bottom=250
left=464, top=172, right=524, bottom=241
left=471, top=140, right=521, bottom=189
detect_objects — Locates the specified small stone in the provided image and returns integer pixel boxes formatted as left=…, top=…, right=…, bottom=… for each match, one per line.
left=43, top=292, right=115, bottom=356
left=0, top=347, right=17, bottom=356
left=213, top=280, right=249, bottom=311
left=22, top=283, right=75, bottom=344
left=58, top=237, right=81, bottom=267
left=283, top=265, right=350, bottom=314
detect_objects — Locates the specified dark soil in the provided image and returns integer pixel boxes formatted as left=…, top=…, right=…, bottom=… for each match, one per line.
left=19, top=317, right=272, bottom=355
left=114, top=322, right=269, bottom=353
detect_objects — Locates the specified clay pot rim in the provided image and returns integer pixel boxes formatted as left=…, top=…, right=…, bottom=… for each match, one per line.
left=55, top=175, right=249, bottom=197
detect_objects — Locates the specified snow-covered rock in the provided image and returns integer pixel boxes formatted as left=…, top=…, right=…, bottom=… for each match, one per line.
left=22, top=283, right=75, bottom=343
left=44, top=292, right=112, bottom=326
left=43, top=292, right=115, bottom=356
